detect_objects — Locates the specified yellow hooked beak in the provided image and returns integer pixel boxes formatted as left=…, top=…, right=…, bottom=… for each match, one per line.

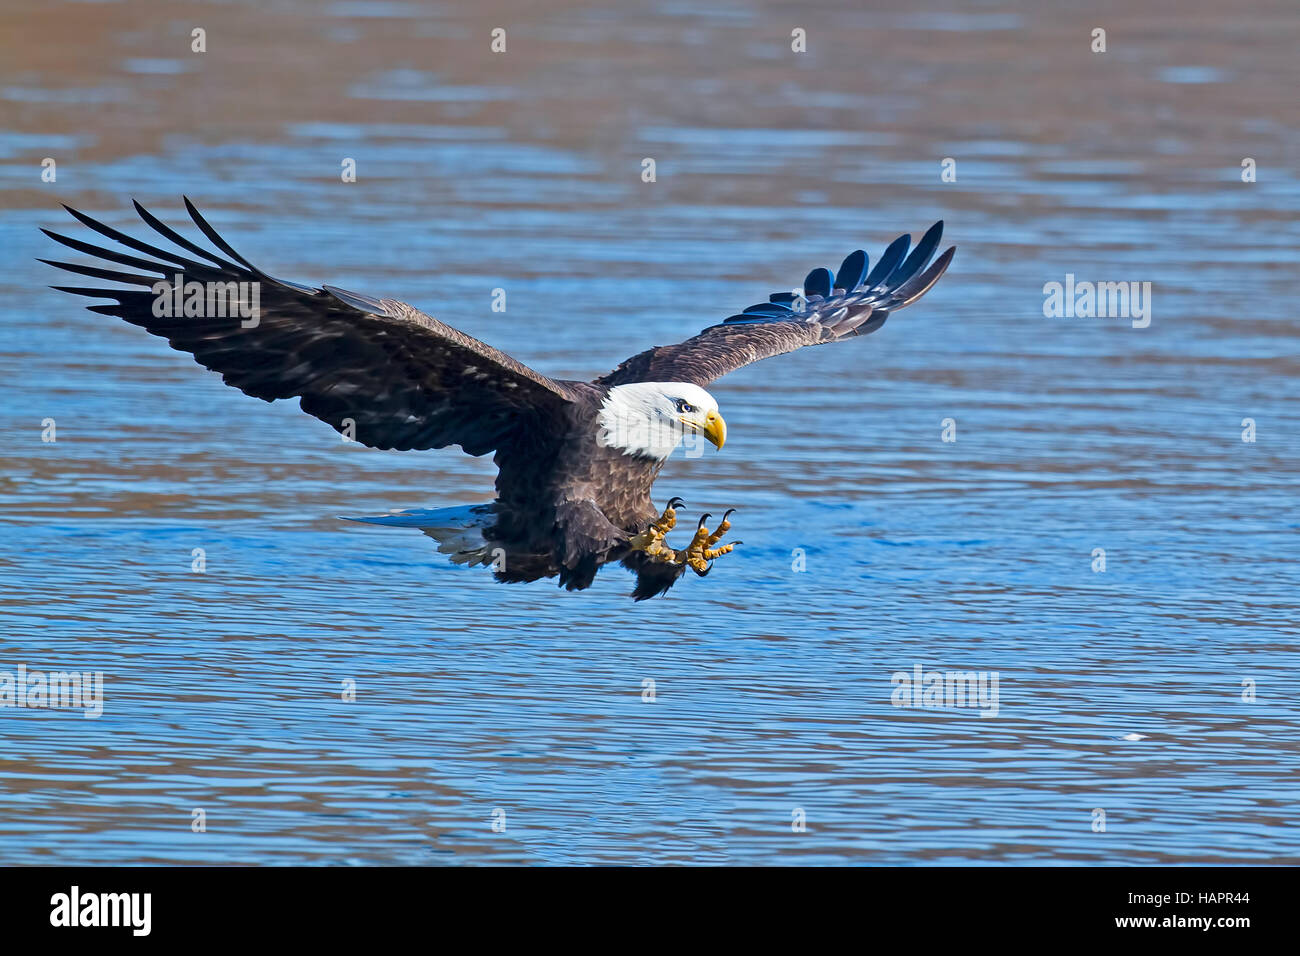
left=689, top=409, right=726, bottom=450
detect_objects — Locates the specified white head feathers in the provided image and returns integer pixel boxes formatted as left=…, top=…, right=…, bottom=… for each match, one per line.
left=597, top=382, right=723, bottom=460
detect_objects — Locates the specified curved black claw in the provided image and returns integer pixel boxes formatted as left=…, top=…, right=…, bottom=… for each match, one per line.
left=697, top=513, right=711, bottom=530
left=666, top=496, right=685, bottom=510
left=694, top=561, right=713, bottom=577
left=721, top=508, right=737, bottom=523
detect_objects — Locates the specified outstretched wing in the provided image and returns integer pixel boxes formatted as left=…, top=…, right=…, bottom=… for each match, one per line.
left=42, top=199, right=576, bottom=455
left=596, top=222, right=955, bottom=388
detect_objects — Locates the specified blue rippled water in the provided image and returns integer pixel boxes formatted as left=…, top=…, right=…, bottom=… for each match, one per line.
left=1, top=0, right=1297, bottom=864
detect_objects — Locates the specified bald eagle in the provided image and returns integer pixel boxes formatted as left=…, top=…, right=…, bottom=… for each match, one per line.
left=43, top=200, right=955, bottom=599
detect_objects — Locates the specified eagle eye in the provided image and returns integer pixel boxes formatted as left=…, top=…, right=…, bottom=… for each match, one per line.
left=676, top=399, right=696, bottom=414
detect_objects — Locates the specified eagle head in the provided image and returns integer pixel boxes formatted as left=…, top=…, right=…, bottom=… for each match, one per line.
left=597, top=382, right=726, bottom=460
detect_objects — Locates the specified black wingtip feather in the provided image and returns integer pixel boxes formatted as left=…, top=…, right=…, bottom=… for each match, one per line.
left=182, top=196, right=261, bottom=273
left=42, top=228, right=172, bottom=274
left=893, top=245, right=956, bottom=308
left=862, top=233, right=910, bottom=291
left=58, top=201, right=206, bottom=271
left=49, top=285, right=127, bottom=298
left=132, top=198, right=238, bottom=270
left=803, top=267, right=833, bottom=299
left=38, top=258, right=158, bottom=286
left=834, top=249, right=868, bottom=292
left=883, top=220, right=943, bottom=293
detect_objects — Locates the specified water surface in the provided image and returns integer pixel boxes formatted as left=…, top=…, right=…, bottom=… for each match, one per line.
left=1, top=0, right=1297, bottom=864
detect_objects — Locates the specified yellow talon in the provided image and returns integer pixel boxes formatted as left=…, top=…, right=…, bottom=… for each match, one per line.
left=628, top=502, right=740, bottom=576
left=703, top=508, right=734, bottom=549
left=683, top=510, right=739, bottom=575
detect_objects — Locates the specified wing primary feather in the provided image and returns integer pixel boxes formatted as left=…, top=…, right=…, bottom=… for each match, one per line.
left=742, top=302, right=793, bottom=315
left=803, top=267, right=833, bottom=298
left=834, top=249, right=868, bottom=292
left=49, top=285, right=133, bottom=299
left=182, top=196, right=263, bottom=273
left=181, top=198, right=326, bottom=295
left=41, top=229, right=171, bottom=274
left=886, top=220, right=943, bottom=291
left=892, top=246, right=956, bottom=307
left=132, top=200, right=240, bottom=270
left=861, top=233, right=910, bottom=291
left=38, top=259, right=159, bottom=286
left=853, top=312, right=889, bottom=337
left=59, top=204, right=209, bottom=272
